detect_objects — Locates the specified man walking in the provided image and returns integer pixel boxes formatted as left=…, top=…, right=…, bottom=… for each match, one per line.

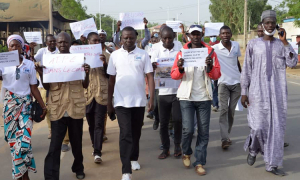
left=171, top=25, right=221, bottom=176
left=212, top=26, right=242, bottom=149
left=241, top=10, right=298, bottom=176
left=40, top=32, right=90, bottom=180
left=85, top=31, right=110, bottom=163
left=107, top=26, right=154, bottom=180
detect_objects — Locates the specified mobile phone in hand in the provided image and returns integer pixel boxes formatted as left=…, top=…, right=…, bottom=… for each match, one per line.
left=276, top=25, right=284, bottom=37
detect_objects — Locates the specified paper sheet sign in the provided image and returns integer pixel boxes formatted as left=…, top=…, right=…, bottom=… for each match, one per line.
left=0, top=50, right=20, bottom=68
left=70, top=44, right=103, bottom=68
left=204, top=23, right=224, bottom=37
left=290, top=42, right=299, bottom=54
left=70, top=18, right=98, bottom=40
left=166, top=21, right=182, bottom=32
left=43, top=53, right=85, bottom=83
left=119, top=12, right=144, bottom=30
left=24, top=32, right=43, bottom=44
left=182, top=48, right=208, bottom=67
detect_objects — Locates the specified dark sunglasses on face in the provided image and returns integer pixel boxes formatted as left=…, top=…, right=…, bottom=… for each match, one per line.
left=16, top=67, right=20, bottom=80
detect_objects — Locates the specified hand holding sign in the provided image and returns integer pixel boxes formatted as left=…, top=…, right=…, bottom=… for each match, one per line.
left=182, top=48, right=209, bottom=67
left=204, top=23, right=224, bottom=37
left=70, top=18, right=98, bottom=40
left=119, top=12, right=145, bottom=30
left=166, top=21, right=183, bottom=32
left=70, top=44, right=103, bottom=68
left=0, top=50, right=20, bottom=68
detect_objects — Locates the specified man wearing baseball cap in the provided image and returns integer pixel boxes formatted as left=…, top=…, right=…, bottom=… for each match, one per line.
left=171, top=24, right=221, bottom=176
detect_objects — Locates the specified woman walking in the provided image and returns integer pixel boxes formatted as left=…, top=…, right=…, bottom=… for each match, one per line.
left=1, top=35, right=47, bottom=179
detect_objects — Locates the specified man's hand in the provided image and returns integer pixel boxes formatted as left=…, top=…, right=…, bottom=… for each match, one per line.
left=278, top=28, right=288, bottom=45
left=83, top=63, right=90, bottom=74
left=179, top=23, right=185, bottom=34
left=177, top=58, right=184, bottom=71
left=29, top=42, right=37, bottom=49
left=205, top=57, right=213, bottom=68
left=144, top=17, right=148, bottom=28
left=152, top=62, right=158, bottom=71
left=100, top=54, right=107, bottom=66
left=107, top=103, right=115, bottom=119
left=147, top=99, right=154, bottom=112
left=80, top=35, right=87, bottom=44
left=35, top=63, right=45, bottom=74
left=116, top=21, right=122, bottom=32
left=241, top=95, right=250, bottom=108
left=40, top=108, right=48, bottom=120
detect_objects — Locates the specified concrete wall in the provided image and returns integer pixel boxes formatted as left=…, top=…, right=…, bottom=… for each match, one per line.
left=232, top=30, right=257, bottom=49
left=282, top=21, right=300, bottom=42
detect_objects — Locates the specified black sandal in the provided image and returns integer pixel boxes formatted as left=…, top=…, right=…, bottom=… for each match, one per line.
left=158, top=150, right=170, bottom=159
left=174, top=145, right=182, bottom=157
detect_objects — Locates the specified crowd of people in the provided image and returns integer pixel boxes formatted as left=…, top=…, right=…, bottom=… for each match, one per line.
left=0, top=10, right=298, bottom=180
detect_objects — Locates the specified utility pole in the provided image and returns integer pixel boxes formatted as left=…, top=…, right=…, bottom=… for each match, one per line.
left=167, top=6, right=170, bottom=20
left=198, top=0, right=200, bottom=25
left=99, top=0, right=101, bottom=29
left=49, top=0, right=53, bottom=34
left=243, top=0, right=247, bottom=50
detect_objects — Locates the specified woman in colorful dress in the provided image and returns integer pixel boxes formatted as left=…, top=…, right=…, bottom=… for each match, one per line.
left=0, top=35, right=47, bottom=180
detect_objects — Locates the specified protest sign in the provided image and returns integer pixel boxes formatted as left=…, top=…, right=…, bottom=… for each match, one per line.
left=70, top=18, right=98, bottom=40
left=290, top=42, right=299, bottom=54
left=229, top=97, right=243, bottom=111
left=204, top=23, right=224, bottom=37
left=24, top=32, right=43, bottom=44
left=0, top=50, right=20, bottom=68
left=43, top=53, right=85, bottom=83
left=70, top=44, right=103, bottom=68
left=182, top=48, right=208, bottom=67
left=119, top=12, right=144, bottom=30
left=166, top=21, right=182, bottom=32
left=154, top=57, right=180, bottom=89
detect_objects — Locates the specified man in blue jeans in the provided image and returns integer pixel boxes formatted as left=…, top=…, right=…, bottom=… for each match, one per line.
left=171, top=25, right=221, bottom=176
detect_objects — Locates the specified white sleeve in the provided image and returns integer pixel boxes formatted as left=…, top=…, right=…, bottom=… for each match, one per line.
left=29, top=63, right=38, bottom=85
left=150, top=50, right=159, bottom=63
left=237, top=43, right=242, bottom=57
left=107, top=53, right=116, bottom=75
left=34, top=49, right=43, bottom=62
left=144, top=52, right=153, bottom=74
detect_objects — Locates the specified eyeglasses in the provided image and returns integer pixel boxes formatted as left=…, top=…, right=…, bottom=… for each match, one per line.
left=16, top=67, right=20, bottom=80
left=190, top=25, right=202, bottom=28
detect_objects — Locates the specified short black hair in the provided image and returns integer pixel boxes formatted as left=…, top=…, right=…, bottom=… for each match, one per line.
left=161, top=26, right=174, bottom=36
left=122, top=26, right=138, bottom=36
left=46, top=34, right=55, bottom=42
left=72, top=40, right=80, bottom=45
left=220, top=25, right=231, bottom=33
left=87, top=32, right=99, bottom=40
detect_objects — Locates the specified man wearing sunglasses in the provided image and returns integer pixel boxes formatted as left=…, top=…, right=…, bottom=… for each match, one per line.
left=171, top=25, right=221, bottom=176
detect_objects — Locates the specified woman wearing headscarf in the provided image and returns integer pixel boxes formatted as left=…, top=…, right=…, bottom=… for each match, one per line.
left=1, top=34, right=47, bottom=180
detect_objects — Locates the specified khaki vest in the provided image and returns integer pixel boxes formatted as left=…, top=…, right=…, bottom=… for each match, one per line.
left=85, top=50, right=110, bottom=105
left=48, top=80, right=86, bottom=121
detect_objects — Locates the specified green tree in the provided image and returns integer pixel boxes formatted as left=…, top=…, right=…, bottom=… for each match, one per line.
left=209, top=0, right=269, bottom=34
left=53, top=0, right=90, bottom=20
left=92, top=13, right=116, bottom=41
left=279, top=0, right=300, bottom=27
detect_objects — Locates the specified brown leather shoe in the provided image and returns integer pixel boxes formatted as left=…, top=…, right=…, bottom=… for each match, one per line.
left=174, top=145, right=182, bottom=158
left=182, top=155, right=191, bottom=168
left=228, top=139, right=232, bottom=145
left=195, top=165, right=206, bottom=176
left=158, top=150, right=170, bottom=159
left=222, top=140, right=230, bottom=149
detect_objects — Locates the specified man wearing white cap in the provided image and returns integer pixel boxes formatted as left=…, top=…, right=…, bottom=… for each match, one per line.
left=241, top=10, right=298, bottom=176
left=171, top=25, right=221, bottom=176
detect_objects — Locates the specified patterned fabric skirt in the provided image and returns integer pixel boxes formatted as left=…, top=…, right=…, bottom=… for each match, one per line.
left=3, top=90, right=37, bottom=179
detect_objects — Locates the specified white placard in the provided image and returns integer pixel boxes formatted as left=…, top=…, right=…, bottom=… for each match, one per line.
left=0, top=50, right=20, bottom=68
left=70, top=18, right=98, bottom=40
left=119, top=12, right=144, bottom=30
left=154, top=57, right=180, bottom=89
left=43, top=54, right=85, bottom=83
left=204, top=23, right=224, bottom=37
left=182, top=48, right=208, bottom=67
left=24, top=32, right=43, bottom=44
left=229, top=97, right=244, bottom=111
left=166, top=21, right=182, bottom=32
left=70, top=44, right=103, bottom=68
left=290, top=42, right=299, bottom=54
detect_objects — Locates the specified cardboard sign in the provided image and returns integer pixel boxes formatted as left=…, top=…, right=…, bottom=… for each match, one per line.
left=204, top=23, right=224, bottom=37
left=43, top=54, right=85, bottom=83
left=0, top=50, right=20, bottom=68
left=290, top=42, right=299, bottom=54
left=119, top=12, right=144, bottom=30
left=182, top=48, right=208, bottom=67
left=70, top=44, right=103, bottom=68
left=70, top=18, right=98, bottom=40
left=24, top=32, right=43, bottom=44
left=166, top=21, right=182, bottom=32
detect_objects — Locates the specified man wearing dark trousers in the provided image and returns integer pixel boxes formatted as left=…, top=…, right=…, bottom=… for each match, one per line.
left=107, top=26, right=154, bottom=180
left=85, top=31, right=110, bottom=163
left=39, top=32, right=90, bottom=180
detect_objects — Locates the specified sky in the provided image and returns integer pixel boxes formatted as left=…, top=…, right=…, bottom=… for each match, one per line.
left=81, top=0, right=284, bottom=26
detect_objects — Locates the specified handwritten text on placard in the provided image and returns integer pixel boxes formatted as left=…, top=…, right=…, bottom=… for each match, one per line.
left=70, top=44, right=103, bottom=68
left=24, top=32, right=43, bottom=44
left=0, top=50, right=20, bottom=68
left=119, top=12, right=144, bottom=30
left=70, top=18, right=98, bottom=40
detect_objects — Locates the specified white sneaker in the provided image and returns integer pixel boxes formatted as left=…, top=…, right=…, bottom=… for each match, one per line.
left=94, top=155, right=102, bottom=164
left=131, top=161, right=140, bottom=170
left=121, top=173, right=132, bottom=180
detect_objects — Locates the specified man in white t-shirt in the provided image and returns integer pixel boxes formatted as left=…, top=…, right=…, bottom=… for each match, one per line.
left=212, top=26, right=242, bottom=149
left=151, top=26, right=182, bottom=159
left=33, top=34, right=58, bottom=139
left=107, top=26, right=154, bottom=180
